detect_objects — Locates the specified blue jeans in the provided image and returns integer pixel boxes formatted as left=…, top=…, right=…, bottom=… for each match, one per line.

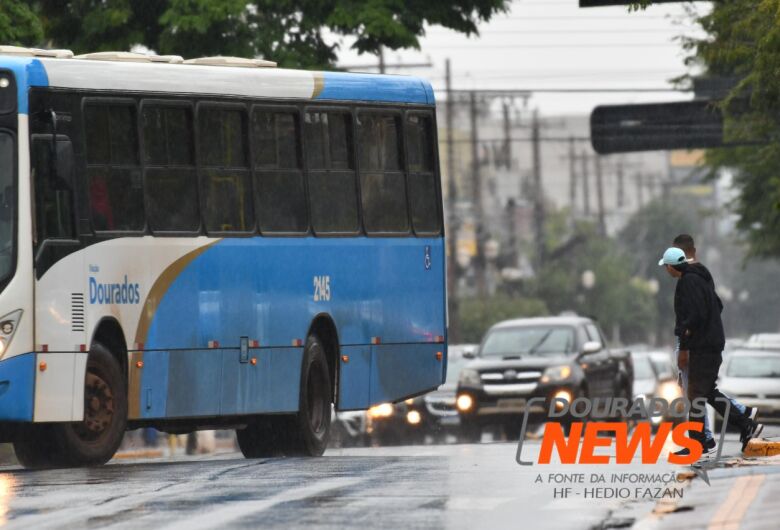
left=675, top=338, right=745, bottom=442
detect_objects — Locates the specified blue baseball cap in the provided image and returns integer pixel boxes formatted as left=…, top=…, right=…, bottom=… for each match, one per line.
left=658, top=247, right=691, bottom=267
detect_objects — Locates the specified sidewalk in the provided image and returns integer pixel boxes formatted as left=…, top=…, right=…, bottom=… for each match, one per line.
left=631, top=437, right=780, bottom=530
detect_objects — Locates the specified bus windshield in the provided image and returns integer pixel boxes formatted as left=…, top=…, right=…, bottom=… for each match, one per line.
left=0, top=133, right=13, bottom=285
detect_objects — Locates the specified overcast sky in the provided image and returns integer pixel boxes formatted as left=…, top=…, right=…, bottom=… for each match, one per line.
left=334, top=0, right=711, bottom=116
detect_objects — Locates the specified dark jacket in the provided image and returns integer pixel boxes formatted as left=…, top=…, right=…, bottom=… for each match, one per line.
left=673, top=264, right=725, bottom=352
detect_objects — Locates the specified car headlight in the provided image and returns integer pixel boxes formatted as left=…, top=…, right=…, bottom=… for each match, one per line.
left=456, top=394, right=474, bottom=412
left=368, top=403, right=394, bottom=419
left=458, top=368, right=481, bottom=387
left=658, top=381, right=682, bottom=404
left=540, top=365, right=572, bottom=384
left=406, top=410, right=422, bottom=425
left=0, top=310, right=22, bottom=359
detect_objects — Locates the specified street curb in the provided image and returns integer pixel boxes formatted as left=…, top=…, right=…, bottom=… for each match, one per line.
left=743, top=439, right=780, bottom=457
left=113, top=449, right=164, bottom=460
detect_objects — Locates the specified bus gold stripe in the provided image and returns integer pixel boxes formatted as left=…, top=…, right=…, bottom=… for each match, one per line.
left=128, top=240, right=221, bottom=419
left=312, top=72, right=325, bottom=98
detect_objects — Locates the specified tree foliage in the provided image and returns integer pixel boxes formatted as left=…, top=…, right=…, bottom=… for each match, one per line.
left=0, top=1, right=43, bottom=46
left=18, top=0, right=509, bottom=68
left=689, top=0, right=780, bottom=258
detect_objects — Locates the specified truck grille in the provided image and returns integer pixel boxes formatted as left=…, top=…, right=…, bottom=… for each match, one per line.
left=480, top=370, right=542, bottom=385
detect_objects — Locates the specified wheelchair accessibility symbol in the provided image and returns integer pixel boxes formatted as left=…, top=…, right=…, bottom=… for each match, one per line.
left=424, top=246, right=432, bottom=270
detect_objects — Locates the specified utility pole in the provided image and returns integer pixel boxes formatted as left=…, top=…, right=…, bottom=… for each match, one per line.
left=635, top=172, right=644, bottom=208
left=581, top=151, right=591, bottom=217
left=445, top=59, right=460, bottom=341
left=378, top=46, right=386, bottom=74
left=531, top=109, right=545, bottom=266
left=616, top=160, right=625, bottom=208
left=470, top=91, right=486, bottom=297
left=502, top=102, right=512, bottom=169
left=594, top=155, right=607, bottom=236
left=568, top=136, right=577, bottom=218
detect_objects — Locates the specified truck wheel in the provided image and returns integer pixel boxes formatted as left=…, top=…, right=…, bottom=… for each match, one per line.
left=286, top=335, right=332, bottom=456
left=51, top=343, right=128, bottom=466
left=459, top=420, right=481, bottom=443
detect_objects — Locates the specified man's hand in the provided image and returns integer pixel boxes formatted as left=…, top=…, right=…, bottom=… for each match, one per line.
left=678, top=350, right=689, bottom=370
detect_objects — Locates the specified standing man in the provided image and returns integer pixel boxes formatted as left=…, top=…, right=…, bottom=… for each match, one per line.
left=671, top=235, right=758, bottom=452
left=659, top=247, right=762, bottom=456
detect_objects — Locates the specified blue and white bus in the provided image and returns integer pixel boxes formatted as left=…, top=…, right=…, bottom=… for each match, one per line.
left=0, top=47, right=446, bottom=467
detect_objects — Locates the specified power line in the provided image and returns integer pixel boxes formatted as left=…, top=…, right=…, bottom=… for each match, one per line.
left=423, top=42, right=682, bottom=49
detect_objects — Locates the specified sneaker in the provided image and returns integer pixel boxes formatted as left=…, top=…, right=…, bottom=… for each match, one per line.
left=741, top=422, right=764, bottom=452
left=673, top=441, right=714, bottom=460
left=746, top=406, right=759, bottom=422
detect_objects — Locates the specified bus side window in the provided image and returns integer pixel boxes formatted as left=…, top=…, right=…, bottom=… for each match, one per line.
left=252, top=109, right=307, bottom=233
left=197, top=106, right=254, bottom=233
left=304, top=111, right=358, bottom=234
left=142, top=105, right=199, bottom=233
left=357, top=112, right=409, bottom=234
left=405, top=114, right=440, bottom=234
left=32, top=137, right=75, bottom=241
left=84, top=103, right=144, bottom=232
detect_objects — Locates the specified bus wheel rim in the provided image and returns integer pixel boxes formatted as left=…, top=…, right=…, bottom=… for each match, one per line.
left=75, top=371, right=115, bottom=442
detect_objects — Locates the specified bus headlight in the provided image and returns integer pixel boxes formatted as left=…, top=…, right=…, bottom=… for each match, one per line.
left=0, top=310, right=22, bottom=359
left=541, top=365, right=572, bottom=384
left=406, top=410, right=422, bottom=425
left=368, top=403, right=394, bottom=419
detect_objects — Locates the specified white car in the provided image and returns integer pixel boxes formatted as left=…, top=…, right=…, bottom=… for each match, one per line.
left=719, top=350, right=780, bottom=424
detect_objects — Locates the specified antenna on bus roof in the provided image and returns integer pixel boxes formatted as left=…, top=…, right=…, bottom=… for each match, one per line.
left=182, top=56, right=277, bottom=68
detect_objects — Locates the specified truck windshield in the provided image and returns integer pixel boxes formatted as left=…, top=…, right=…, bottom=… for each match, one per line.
left=0, top=133, right=14, bottom=285
left=481, top=326, right=575, bottom=357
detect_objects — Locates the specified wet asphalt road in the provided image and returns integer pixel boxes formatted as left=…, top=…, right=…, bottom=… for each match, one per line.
left=0, top=428, right=774, bottom=529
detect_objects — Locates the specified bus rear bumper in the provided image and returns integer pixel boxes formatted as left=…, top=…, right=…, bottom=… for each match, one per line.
left=0, top=352, right=35, bottom=422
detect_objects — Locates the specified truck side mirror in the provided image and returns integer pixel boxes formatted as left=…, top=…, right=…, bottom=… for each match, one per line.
left=581, top=341, right=602, bottom=356
left=462, top=346, right=476, bottom=359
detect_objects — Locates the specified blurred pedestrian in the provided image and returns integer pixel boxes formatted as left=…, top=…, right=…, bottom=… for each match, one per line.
left=671, top=235, right=758, bottom=448
left=659, top=247, right=762, bottom=458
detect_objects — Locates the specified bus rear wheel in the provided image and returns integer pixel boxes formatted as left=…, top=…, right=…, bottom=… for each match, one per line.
left=55, top=343, right=127, bottom=466
left=237, top=335, right=332, bottom=458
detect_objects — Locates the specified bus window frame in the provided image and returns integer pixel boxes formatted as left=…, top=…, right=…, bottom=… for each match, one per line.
left=355, top=107, right=411, bottom=238
left=139, top=98, right=202, bottom=237
left=403, top=109, right=443, bottom=237
left=0, top=128, right=17, bottom=292
left=194, top=100, right=255, bottom=237
left=250, top=103, right=311, bottom=238
left=303, top=104, right=362, bottom=238
left=81, top=96, right=147, bottom=237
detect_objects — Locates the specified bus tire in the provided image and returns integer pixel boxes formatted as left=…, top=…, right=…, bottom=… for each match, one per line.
left=52, top=343, right=128, bottom=466
left=13, top=425, right=62, bottom=469
left=236, top=416, right=290, bottom=458
left=287, top=335, right=331, bottom=456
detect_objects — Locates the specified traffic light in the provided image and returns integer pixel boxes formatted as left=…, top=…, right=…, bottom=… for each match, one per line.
left=590, top=101, right=724, bottom=154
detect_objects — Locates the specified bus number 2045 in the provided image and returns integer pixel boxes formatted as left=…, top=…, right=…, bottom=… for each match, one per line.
left=313, top=275, right=331, bottom=302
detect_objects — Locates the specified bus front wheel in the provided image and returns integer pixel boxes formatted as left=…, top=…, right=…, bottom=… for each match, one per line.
left=57, top=343, right=128, bottom=466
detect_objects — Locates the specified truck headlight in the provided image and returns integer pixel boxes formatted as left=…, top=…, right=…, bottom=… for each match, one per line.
left=540, top=365, right=572, bottom=383
left=406, top=410, right=422, bottom=425
left=368, top=403, right=394, bottom=419
left=458, top=368, right=481, bottom=387
left=0, top=310, right=22, bottom=359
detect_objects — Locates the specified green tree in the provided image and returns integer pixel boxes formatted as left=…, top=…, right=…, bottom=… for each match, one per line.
left=686, top=0, right=780, bottom=258
left=28, top=0, right=509, bottom=68
left=0, top=1, right=43, bottom=46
